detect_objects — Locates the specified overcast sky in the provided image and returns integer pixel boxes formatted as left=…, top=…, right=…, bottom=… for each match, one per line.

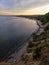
left=0, top=0, right=49, bottom=15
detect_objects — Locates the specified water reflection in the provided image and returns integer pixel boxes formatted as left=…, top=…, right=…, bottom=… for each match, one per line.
left=0, top=16, right=39, bottom=58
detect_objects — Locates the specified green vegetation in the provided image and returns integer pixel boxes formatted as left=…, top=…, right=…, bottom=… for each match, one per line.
left=0, top=12, right=49, bottom=65
left=37, top=12, right=49, bottom=24
left=27, top=41, right=34, bottom=48
left=27, top=48, right=33, bottom=53
left=13, top=12, right=49, bottom=65
left=33, top=47, right=41, bottom=60
left=45, top=24, right=49, bottom=31
left=21, top=55, right=29, bottom=64
left=33, top=33, right=38, bottom=42
left=27, top=41, right=33, bottom=53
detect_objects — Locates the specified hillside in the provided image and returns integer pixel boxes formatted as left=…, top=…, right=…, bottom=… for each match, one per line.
left=16, top=22, right=49, bottom=65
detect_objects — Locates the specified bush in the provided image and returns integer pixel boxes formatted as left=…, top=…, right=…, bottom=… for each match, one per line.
left=45, top=25, right=49, bottom=31
left=27, top=48, right=33, bottom=53
left=27, top=41, right=34, bottom=48
left=21, top=55, right=29, bottom=64
left=37, top=12, right=49, bottom=24
left=33, top=47, right=41, bottom=60
left=33, top=33, right=38, bottom=42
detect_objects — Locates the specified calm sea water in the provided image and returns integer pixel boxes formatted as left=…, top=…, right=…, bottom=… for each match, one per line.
left=0, top=16, right=39, bottom=59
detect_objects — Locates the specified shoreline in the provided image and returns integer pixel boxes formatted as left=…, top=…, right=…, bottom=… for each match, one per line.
left=3, top=19, right=44, bottom=62
left=4, top=34, right=33, bottom=62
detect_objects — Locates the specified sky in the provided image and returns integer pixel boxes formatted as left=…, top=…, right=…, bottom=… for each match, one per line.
left=0, top=0, right=49, bottom=15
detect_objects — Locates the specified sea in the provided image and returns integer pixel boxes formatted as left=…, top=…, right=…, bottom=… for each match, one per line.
left=0, top=16, right=39, bottom=61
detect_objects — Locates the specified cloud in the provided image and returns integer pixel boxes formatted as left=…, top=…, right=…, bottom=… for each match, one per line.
left=14, top=0, right=49, bottom=11
left=0, top=0, right=49, bottom=12
left=0, top=0, right=14, bottom=10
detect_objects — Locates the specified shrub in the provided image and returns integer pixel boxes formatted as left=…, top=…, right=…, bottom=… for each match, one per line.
left=45, top=25, right=49, bottom=31
left=33, top=47, right=41, bottom=60
left=27, top=41, right=34, bottom=48
left=21, top=55, right=29, bottom=64
left=27, top=48, right=33, bottom=53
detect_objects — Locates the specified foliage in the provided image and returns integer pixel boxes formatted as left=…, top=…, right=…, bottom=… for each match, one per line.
left=33, top=47, right=41, bottom=60
left=45, top=25, right=49, bottom=31
left=27, top=41, right=34, bottom=48
left=21, top=55, right=29, bottom=64
left=33, top=33, right=38, bottom=42
left=37, top=12, right=49, bottom=24
left=27, top=48, right=33, bottom=53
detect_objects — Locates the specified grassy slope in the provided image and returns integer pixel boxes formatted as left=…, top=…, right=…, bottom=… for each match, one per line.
left=16, top=12, right=49, bottom=65
left=16, top=23, right=49, bottom=65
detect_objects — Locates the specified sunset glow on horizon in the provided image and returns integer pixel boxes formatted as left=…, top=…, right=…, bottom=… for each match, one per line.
left=0, top=0, right=49, bottom=15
